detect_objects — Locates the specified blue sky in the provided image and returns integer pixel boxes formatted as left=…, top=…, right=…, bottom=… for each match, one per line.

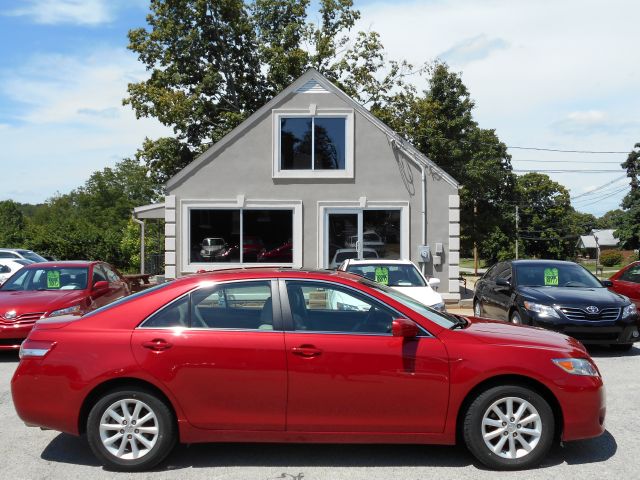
left=0, top=0, right=638, bottom=217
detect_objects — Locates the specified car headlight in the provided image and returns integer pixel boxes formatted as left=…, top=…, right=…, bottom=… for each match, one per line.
left=48, top=305, right=81, bottom=317
left=623, top=303, right=637, bottom=318
left=553, top=358, right=600, bottom=377
left=431, top=302, right=446, bottom=312
left=524, top=301, right=559, bottom=318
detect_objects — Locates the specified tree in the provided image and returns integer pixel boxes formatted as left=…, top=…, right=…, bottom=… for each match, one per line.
left=0, top=200, right=26, bottom=247
left=125, top=0, right=422, bottom=183
left=596, top=209, right=625, bottom=230
left=616, top=143, right=640, bottom=249
left=515, top=173, right=576, bottom=259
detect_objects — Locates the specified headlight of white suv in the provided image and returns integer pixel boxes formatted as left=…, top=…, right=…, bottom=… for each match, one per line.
left=623, top=303, right=637, bottom=318
left=553, top=358, right=600, bottom=376
left=48, top=305, right=81, bottom=317
left=431, top=302, right=446, bottom=312
left=524, top=301, right=559, bottom=318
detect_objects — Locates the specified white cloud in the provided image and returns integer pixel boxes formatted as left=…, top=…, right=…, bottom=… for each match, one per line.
left=438, top=34, right=508, bottom=65
left=6, top=0, right=114, bottom=25
left=0, top=48, right=171, bottom=204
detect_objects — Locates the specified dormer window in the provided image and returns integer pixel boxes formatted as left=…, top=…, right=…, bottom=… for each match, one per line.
left=273, top=108, right=354, bottom=179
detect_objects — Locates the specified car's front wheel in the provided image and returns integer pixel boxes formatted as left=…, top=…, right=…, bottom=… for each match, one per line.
left=463, top=385, right=554, bottom=470
left=509, top=310, right=523, bottom=325
left=473, top=299, right=482, bottom=317
left=86, top=388, right=176, bottom=471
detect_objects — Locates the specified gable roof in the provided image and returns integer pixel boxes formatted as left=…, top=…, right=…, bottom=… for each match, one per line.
left=576, top=229, right=619, bottom=249
left=166, top=69, right=459, bottom=190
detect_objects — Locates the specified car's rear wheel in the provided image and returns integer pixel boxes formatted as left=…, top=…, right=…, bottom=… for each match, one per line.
left=463, top=385, right=554, bottom=470
left=87, top=388, right=176, bottom=471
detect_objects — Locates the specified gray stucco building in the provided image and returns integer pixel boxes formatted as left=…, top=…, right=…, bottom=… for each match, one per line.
left=135, top=69, right=461, bottom=300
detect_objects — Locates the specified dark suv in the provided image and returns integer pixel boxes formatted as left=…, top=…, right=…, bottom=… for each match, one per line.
left=473, top=259, right=640, bottom=350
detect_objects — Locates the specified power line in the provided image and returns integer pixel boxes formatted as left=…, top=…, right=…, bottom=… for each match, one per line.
left=574, top=187, right=629, bottom=208
left=513, top=169, right=623, bottom=173
left=508, top=146, right=629, bottom=154
left=513, top=159, right=624, bottom=164
left=570, top=175, right=628, bottom=199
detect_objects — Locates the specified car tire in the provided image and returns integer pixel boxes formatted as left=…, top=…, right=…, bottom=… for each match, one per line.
left=463, top=385, right=554, bottom=470
left=473, top=299, right=482, bottom=317
left=86, top=387, right=176, bottom=471
left=509, top=310, right=523, bottom=325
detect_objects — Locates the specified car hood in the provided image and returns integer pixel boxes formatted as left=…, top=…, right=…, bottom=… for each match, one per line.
left=392, top=286, right=443, bottom=307
left=0, top=290, right=86, bottom=316
left=517, top=285, right=628, bottom=307
left=461, top=316, right=586, bottom=352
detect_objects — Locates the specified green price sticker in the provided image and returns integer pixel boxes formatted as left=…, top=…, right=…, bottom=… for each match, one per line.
left=47, top=270, right=61, bottom=289
left=375, top=267, right=389, bottom=285
left=543, top=268, right=559, bottom=286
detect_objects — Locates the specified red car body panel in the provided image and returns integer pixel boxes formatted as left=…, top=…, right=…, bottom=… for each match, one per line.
left=609, top=261, right=640, bottom=308
left=11, top=269, right=605, bottom=447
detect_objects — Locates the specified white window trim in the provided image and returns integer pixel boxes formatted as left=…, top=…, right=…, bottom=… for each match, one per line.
left=317, top=200, right=410, bottom=269
left=272, top=107, right=354, bottom=179
left=180, top=199, right=302, bottom=273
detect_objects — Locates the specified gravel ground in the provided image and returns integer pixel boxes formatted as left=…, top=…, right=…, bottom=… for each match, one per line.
left=0, top=345, right=637, bottom=480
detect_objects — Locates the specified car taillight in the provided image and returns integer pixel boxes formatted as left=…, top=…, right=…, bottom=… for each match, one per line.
left=19, top=340, right=56, bottom=359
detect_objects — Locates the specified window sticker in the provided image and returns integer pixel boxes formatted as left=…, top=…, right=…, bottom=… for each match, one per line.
left=375, top=267, right=389, bottom=285
left=543, top=268, right=559, bottom=286
left=47, top=270, right=61, bottom=289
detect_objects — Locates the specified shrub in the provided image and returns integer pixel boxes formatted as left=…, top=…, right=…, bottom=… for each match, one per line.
left=599, top=250, right=624, bottom=267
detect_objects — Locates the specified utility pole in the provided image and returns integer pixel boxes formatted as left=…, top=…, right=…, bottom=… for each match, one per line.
left=473, top=199, right=478, bottom=275
left=515, top=205, right=519, bottom=260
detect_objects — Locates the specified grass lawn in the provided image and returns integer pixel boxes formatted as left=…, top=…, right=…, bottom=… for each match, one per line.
left=459, top=258, right=487, bottom=269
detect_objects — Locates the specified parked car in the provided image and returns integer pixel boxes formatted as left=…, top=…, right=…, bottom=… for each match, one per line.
left=0, top=248, right=47, bottom=263
left=0, top=261, right=130, bottom=350
left=608, top=261, right=640, bottom=308
left=0, top=259, right=33, bottom=285
left=258, top=241, right=293, bottom=263
left=473, top=259, right=639, bottom=350
left=346, top=230, right=386, bottom=254
left=214, top=236, right=265, bottom=262
left=338, top=259, right=445, bottom=311
left=199, top=237, right=226, bottom=260
left=12, top=268, right=605, bottom=471
left=329, top=247, right=378, bottom=269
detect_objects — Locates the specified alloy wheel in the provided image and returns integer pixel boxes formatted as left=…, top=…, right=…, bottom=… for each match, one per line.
left=99, top=399, right=159, bottom=460
left=481, top=396, right=542, bottom=459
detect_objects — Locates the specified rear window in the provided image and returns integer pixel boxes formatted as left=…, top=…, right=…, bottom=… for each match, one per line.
left=82, top=282, right=174, bottom=319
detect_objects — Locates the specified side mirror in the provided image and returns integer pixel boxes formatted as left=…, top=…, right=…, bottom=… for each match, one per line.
left=93, top=280, right=109, bottom=291
left=496, top=278, right=511, bottom=287
left=427, top=277, right=440, bottom=289
left=601, top=279, right=613, bottom=287
left=392, top=318, right=419, bottom=338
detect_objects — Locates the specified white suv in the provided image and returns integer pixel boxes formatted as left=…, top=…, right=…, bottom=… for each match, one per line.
left=338, top=258, right=445, bottom=311
left=0, top=248, right=47, bottom=263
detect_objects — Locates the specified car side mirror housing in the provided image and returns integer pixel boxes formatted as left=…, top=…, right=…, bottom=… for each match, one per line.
left=93, top=280, right=109, bottom=291
left=392, top=318, right=419, bottom=338
left=495, top=278, right=511, bottom=287
left=601, top=279, right=613, bottom=287
left=427, top=277, right=440, bottom=289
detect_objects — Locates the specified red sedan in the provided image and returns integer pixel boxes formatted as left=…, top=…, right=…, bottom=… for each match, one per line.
left=12, top=269, right=605, bottom=471
left=608, top=261, right=640, bottom=308
left=0, top=261, right=129, bottom=349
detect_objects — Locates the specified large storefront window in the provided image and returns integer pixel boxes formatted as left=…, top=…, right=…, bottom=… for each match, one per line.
left=190, top=209, right=293, bottom=264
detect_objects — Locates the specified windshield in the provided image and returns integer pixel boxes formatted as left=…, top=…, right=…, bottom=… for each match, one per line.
left=359, top=278, right=456, bottom=328
left=19, top=251, right=47, bottom=263
left=515, top=263, right=603, bottom=288
left=1, top=267, right=89, bottom=291
left=346, top=263, right=426, bottom=287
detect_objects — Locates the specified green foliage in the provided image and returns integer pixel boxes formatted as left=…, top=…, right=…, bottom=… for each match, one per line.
left=599, top=250, right=623, bottom=267
left=0, top=200, right=26, bottom=247
left=515, top=173, right=577, bottom=260
left=596, top=209, right=625, bottom=230
left=125, top=0, right=423, bottom=182
left=22, top=159, right=161, bottom=269
left=615, top=143, right=640, bottom=249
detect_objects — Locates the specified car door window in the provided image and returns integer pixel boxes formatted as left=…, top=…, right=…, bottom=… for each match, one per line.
left=92, top=265, right=107, bottom=285
left=143, top=295, right=190, bottom=328
left=285, top=280, right=396, bottom=334
left=620, top=265, right=640, bottom=283
left=191, top=281, right=273, bottom=330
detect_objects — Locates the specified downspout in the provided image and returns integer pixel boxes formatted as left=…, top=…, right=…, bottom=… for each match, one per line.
left=132, top=214, right=145, bottom=275
left=421, top=165, right=427, bottom=276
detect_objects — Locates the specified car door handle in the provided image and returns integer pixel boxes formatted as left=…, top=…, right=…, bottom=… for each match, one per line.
left=291, top=345, right=322, bottom=357
left=142, top=339, right=173, bottom=351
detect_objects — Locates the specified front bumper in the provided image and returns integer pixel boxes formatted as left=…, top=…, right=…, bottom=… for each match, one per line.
left=528, top=313, right=639, bottom=345
left=557, top=376, right=606, bottom=441
left=0, top=322, right=34, bottom=350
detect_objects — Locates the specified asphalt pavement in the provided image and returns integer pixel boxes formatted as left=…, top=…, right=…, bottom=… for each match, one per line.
left=0, top=346, right=637, bottom=480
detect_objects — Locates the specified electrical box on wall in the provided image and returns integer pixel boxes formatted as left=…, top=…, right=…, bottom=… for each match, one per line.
left=418, top=245, right=431, bottom=262
left=432, top=255, right=442, bottom=265
left=435, top=242, right=443, bottom=254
